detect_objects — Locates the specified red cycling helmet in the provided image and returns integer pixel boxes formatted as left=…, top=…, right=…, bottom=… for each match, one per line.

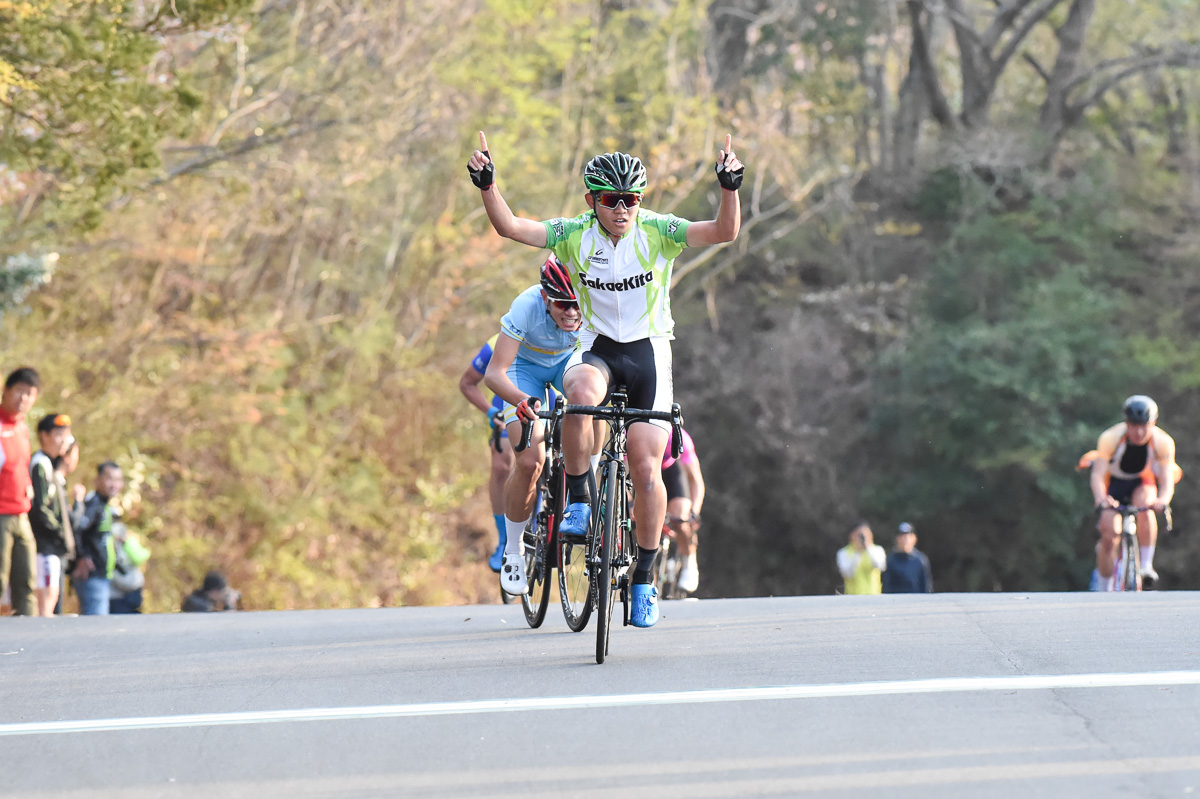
left=540, top=255, right=576, bottom=302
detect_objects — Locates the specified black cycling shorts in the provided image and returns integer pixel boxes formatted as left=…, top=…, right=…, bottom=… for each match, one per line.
left=566, top=333, right=673, bottom=430
left=1107, top=476, right=1144, bottom=506
left=662, top=460, right=688, bottom=501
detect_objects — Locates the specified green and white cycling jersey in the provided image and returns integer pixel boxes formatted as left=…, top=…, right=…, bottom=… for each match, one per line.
left=542, top=209, right=691, bottom=342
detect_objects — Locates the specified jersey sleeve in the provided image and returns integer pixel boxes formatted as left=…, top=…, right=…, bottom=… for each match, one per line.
left=646, top=211, right=691, bottom=254
left=1153, top=428, right=1177, bottom=463
left=542, top=213, right=593, bottom=248
left=1095, top=424, right=1124, bottom=460
left=470, top=334, right=499, bottom=375
left=499, top=290, right=539, bottom=343
left=678, top=430, right=697, bottom=465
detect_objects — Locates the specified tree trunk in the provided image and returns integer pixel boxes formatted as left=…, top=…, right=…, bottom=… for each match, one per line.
left=892, top=43, right=929, bottom=176
left=1037, top=0, right=1096, bottom=152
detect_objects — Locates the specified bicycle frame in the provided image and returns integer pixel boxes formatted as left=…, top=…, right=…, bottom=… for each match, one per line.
left=551, top=389, right=683, bottom=663
left=1105, top=505, right=1172, bottom=592
left=1112, top=506, right=1143, bottom=592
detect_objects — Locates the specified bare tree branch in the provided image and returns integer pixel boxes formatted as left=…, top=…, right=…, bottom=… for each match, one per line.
left=980, top=0, right=1036, bottom=52
left=908, top=1, right=957, bottom=128
left=1023, top=52, right=1051, bottom=83
left=150, top=118, right=340, bottom=185
left=1068, top=46, right=1200, bottom=119
left=989, top=0, right=1063, bottom=81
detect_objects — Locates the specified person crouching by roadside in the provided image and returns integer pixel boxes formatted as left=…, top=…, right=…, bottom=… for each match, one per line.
left=182, top=570, right=240, bottom=612
left=69, top=461, right=124, bottom=615
left=108, top=520, right=150, bottom=614
left=29, top=413, right=76, bottom=616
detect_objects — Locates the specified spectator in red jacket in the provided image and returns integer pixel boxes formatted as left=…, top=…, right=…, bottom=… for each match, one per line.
left=1, top=367, right=41, bottom=616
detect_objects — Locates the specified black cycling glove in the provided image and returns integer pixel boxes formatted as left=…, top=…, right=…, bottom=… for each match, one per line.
left=715, top=156, right=744, bottom=191
left=469, top=150, right=495, bottom=189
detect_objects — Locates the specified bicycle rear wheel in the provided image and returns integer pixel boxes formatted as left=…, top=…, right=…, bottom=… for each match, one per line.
left=557, top=465, right=592, bottom=631
left=596, top=464, right=620, bottom=664
left=521, top=500, right=551, bottom=628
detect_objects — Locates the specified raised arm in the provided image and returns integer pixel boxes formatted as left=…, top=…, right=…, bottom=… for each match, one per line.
left=686, top=133, right=743, bottom=247
left=468, top=131, right=548, bottom=248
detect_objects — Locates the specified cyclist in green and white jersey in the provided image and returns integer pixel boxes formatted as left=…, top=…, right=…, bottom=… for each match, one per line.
left=467, top=132, right=743, bottom=627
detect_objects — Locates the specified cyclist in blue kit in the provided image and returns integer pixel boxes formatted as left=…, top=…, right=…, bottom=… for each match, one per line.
left=484, top=256, right=582, bottom=595
left=458, top=335, right=512, bottom=571
left=467, top=131, right=743, bottom=627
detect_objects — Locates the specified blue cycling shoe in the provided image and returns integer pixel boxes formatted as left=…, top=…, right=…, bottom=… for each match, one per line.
left=487, top=544, right=504, bottom=573
left=630, top=583, right=659, bottom=628
left=559, top=502, right=591, bottom=542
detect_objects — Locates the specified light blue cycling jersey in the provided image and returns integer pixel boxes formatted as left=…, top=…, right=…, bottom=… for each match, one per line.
left=500, top=285, right=578, bottom=369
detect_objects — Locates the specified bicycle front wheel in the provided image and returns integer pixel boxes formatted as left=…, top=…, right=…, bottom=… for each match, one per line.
left=557, top=463, right=592, bottom=631
left=1118, top=532, right=1141, bottom=592
left=521, top=510, right=551, bottom=628
left=595, top=464, right=620, bottom=664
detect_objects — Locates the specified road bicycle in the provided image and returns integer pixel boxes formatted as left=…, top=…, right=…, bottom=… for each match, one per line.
left=550, top=388, right=683, bottom=663
left=1105, top=504, right=1173, bottom=592
left=513, top=393, right=568, bottom=629
left=655, top=513, right=693, bottom=600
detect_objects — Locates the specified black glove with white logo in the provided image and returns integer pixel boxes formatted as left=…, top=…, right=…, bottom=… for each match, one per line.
left=469, top=150, right=495, bottom=189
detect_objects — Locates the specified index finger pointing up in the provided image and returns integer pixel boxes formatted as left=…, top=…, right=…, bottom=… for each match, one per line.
left=724, top=133, right=732, bottom=154
left=479, top=131, right=489, bottom=154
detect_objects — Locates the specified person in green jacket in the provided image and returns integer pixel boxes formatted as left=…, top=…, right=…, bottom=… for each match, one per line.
left=836, top=522, right=887, bottom=595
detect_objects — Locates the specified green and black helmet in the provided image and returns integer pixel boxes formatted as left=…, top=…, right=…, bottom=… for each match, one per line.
left=583, top=152, right=648, bottom=194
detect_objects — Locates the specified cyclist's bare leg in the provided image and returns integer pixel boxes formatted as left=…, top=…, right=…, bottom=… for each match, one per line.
left=668, top=496, right=693, bottom=558
left=489, top=437, right=514, bottom=516
left=627, top=423, right=669, bottom=551
left=563, top=364, right=606, bottom=476
left=1131, top=483, right=1159, bottom=550
left=502, top=420, right=546, bottom=523
left=1096, top=509, right=1120, bottom=580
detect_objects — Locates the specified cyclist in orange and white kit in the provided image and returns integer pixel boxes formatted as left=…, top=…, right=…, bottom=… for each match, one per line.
left=661, top=427, right=704, bottom=593
left=1088, top=395, right=1178, bottom=590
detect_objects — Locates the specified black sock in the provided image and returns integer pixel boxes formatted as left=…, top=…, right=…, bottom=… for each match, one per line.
left=633, top=546, right=659, bottom=585
left=567, top=472, right=591, bottom=505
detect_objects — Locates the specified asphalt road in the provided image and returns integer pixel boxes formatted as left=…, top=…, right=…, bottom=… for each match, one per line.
left=1, top=592, right=1198, bottom=798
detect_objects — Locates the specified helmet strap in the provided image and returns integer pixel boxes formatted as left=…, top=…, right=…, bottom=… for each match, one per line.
left=588, top=195, right=622, bottom=243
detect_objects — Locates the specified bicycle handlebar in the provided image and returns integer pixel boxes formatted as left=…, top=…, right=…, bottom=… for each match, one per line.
left=560, top=402, right=685, bottom=458
left=1097, top=504, right=1174, bottom=534
left=514, top=397, right=684, bottom=457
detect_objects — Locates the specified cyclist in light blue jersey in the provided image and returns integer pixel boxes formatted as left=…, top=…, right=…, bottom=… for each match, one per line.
left=484, top=256, right=581, bottom=595
left=468, top=132, right=743, bottom=627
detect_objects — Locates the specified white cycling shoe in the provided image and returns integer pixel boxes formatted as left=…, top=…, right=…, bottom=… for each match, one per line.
left=501, top=552, right=528, bottom=596
left=677, top=554, right=699, bottom=593
left=1141, top=565, right=1159, bottom=586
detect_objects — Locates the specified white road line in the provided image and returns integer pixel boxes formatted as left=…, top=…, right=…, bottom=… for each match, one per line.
left=2, top=670, right=1198, bottom=737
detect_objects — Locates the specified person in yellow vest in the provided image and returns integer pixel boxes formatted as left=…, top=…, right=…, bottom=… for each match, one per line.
left=837, top=522, right=887, bottom=595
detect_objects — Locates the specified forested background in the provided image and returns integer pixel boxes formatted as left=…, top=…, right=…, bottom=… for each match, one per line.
left=3, top=0, right=1199, bottom=610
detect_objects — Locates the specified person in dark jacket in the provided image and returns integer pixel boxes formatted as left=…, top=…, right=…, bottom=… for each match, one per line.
left=70, top=461, right=124, bottom=615
left=29, top=413, right=75, bottom=616
left=182, top=571, right=240, bottom=612
left=882, top=522, right=933, bottom=594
